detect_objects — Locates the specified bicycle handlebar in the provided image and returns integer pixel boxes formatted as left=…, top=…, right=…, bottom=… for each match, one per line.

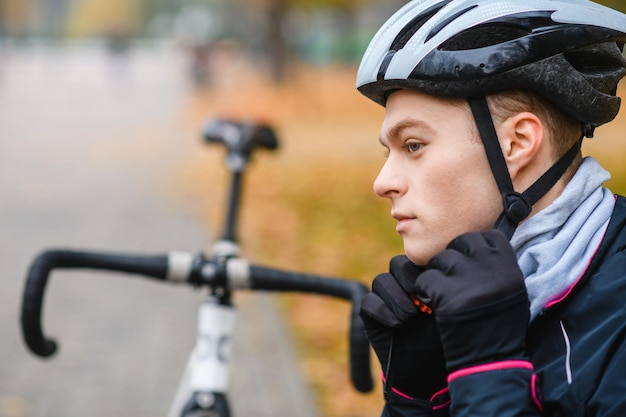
left=20, top=249, right=373, bottom=393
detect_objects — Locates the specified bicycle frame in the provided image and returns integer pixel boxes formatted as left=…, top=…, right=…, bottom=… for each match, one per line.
left=20, top=119, right=373, bottom=417
left=167, top=120, right=274, bottom=417
left=168, top=296, right=236, bottom=417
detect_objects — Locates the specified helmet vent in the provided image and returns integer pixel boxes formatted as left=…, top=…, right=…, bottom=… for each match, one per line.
left=565, top=43, right=625, bottom=72
left=441, top=13, right=555, bottom=51
left=425, top=4, right=478, bottom=42
left=443, top=25, right=529, bottom=51
left=564, top=42, right=626, bottom=94
left=390, top=1, right=451, bottom=51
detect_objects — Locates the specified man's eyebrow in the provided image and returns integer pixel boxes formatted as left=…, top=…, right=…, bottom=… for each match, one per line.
left=379, top=118, right=435, bottom=145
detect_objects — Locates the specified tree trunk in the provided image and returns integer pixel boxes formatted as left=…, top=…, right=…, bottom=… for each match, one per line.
left=267, top=0, right=288, bottom=84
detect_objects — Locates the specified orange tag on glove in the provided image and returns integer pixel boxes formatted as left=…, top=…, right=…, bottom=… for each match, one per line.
left=410, top=294, right=433, bottom=315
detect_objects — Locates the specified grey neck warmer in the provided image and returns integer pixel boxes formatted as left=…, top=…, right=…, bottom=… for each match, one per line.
left=510, top=157, right=615, bottom=320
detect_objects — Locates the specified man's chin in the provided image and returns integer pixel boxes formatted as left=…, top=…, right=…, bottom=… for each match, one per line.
left=404, top=238, right=444, bottom=266
left=403, top=247, right=430, bottom=266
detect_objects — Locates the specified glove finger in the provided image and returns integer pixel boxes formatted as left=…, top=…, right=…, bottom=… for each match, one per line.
left=482, top=229, right=517, bottom=259
left=389, top=255, right=424, bottom=293
left=413, top=268, right=452, bottom=312
left=426, top=248, right=466, bottom=275
left=446, top=231, right=488, bottom=256
left=372, top=273, right=417, bottom=323
left=359, top=292, right=404, bottom=328
left=481, top=229, right=508, bottom=247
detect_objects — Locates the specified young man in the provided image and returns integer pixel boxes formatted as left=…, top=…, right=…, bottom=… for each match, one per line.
left=357, top=1, right=626, bottom=416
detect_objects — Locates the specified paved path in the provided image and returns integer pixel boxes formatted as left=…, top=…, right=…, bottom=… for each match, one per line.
left=0, top=41, right=317, bottom=417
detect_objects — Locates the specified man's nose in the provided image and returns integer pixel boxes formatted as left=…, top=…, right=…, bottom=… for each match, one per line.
left=373, top=158, right=406, bottom=198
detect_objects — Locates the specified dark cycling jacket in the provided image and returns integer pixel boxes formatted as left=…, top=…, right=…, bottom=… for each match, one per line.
left=383, top=195, right=626, bottom=417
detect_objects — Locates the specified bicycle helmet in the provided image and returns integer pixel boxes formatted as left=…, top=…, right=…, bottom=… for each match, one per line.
left=357, top=0, right=626, bottom=238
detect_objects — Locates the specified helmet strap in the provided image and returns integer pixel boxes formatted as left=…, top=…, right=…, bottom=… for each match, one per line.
left=468, top=96, right=581, bottom=239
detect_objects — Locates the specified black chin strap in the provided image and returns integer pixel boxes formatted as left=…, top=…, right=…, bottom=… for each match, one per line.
left=468, top=97, right=581, bottom=239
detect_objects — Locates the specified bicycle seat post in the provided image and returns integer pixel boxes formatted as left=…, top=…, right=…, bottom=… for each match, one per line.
left=222, top=163, right=244, bottom=245
left=203, top=119, right=279, bottom=258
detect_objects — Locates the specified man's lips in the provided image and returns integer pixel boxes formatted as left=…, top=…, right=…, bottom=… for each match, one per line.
left=392, top=212, right=416, bottom=232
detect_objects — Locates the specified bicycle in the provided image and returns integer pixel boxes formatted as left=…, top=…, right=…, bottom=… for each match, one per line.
left=20, top=118, right=374, bottom=417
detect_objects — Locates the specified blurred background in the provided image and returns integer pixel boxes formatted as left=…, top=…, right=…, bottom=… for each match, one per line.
left=1, top=1, right=626, bottom=417
left=0, top=0, right=408, bottom=83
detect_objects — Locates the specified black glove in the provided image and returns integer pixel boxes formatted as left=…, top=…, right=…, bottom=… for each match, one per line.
left=360, top=255, right=447, bottom=402
left=414, top=230, right=529, bottom=373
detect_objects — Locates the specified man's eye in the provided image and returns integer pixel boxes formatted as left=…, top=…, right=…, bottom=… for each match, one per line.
left=407, top=142, right=423, bottom=153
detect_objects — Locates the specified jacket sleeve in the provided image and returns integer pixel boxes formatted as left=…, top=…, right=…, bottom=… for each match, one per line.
left=446, top=361, right=542, bottom=417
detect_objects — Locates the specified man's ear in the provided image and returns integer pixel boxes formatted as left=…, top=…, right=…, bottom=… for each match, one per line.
left=497, top=112, right=544, bottom=183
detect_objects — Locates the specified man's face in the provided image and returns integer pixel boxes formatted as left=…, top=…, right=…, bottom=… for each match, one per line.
left=374, top=89, right=502, bottom=265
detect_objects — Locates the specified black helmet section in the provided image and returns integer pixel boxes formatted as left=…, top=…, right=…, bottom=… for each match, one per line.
left=469, top=97, right=581, bottom=239
left=409, top=30, right=626, bottom=132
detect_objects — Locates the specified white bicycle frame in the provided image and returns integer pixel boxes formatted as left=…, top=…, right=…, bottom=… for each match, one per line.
left=167, top=297, right=237, bottom=417
left=168, top=240, right=241, bottom=417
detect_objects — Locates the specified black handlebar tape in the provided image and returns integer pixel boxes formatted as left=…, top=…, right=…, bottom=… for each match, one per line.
left=248, top=265, right=373, bottom=393
left=21, top=250, right=169, bottom=358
